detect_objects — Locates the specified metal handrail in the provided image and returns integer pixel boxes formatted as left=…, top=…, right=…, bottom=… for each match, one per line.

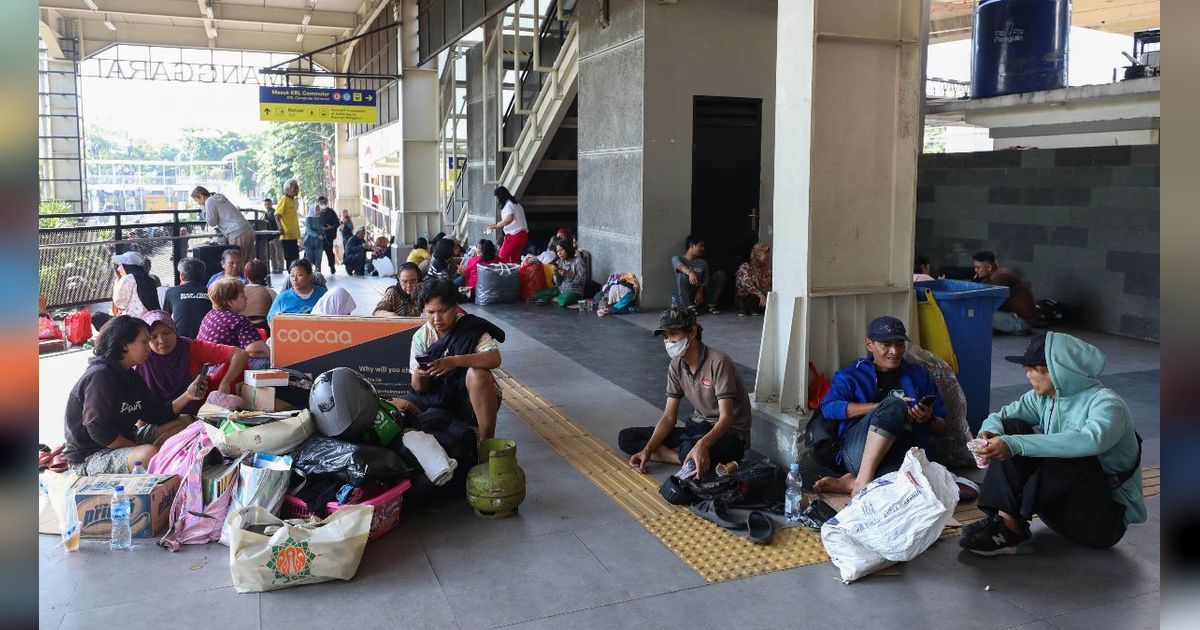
left=499, top=0, right=570, bottom=151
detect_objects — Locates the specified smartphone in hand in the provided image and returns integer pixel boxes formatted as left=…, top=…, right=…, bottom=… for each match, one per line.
left=919, top=395, right=936, bottom=408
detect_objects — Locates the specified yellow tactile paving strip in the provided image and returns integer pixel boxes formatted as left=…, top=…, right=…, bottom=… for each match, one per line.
left=496, top=369, right=1160, bottom=581
left=497, top=369, right=831, bottom=582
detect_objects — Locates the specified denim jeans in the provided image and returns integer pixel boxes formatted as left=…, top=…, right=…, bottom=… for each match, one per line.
left=993, top=310, right=1032, bottom=334
left=839, top=396, right=917, bottom=477
left=674, top=269, right=727, bottom=309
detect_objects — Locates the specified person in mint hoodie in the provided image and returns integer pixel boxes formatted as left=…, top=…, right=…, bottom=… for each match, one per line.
left=961, top=332, right=1145, bottom=555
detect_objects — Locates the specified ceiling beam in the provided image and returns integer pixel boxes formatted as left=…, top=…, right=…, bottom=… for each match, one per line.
left=77, top=20, right=337, bottom=65
left=39, top=16, right=65, bottom=59
left=39, top=0, right=359, bottom=33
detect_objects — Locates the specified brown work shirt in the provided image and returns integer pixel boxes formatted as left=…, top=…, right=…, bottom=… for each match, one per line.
left=983, top=267, right=1037, bottom=323
left=666, top=343, right=753, bottom=444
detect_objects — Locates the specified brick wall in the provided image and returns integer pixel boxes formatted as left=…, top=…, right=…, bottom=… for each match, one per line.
left=916, top=145, right=1159, bottom=341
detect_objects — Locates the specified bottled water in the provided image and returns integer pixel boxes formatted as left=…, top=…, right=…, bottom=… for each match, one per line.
left=132, top=461, right=147, bottom=474
left=110, top=485, right=132, bottom=551
left=784, top=463, right=804, bottom=522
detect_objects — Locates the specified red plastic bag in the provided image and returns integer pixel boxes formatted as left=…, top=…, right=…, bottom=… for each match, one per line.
left=64, top=309, right=92, bottom=346
left=807, top=362, right=831, bottom=411
left=38, top=316, right=61, bottom=340
left=518, top=261, right=547, bottom=301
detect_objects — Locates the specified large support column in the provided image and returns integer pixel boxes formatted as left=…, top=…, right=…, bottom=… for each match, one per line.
left=752, top=0, right=927, bottom=465
left=395, top=0, right=441, bottom=248
left=464, top=41, right=494, bottom=246
left=333, top=125, right=360, bottom=217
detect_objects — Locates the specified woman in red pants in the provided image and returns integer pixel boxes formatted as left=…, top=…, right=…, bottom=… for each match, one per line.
left=487, top=186, right=529, bottom=263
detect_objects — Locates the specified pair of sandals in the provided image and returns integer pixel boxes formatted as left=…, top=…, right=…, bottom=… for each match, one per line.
left=689, top=498, right=775, bottom=544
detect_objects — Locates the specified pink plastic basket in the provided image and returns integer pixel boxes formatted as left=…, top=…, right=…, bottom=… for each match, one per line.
left=280, top=478, right=412, bottom=541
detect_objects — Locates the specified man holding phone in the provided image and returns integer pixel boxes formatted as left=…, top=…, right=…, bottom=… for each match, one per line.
left=813, top=316, right=946, bottom=498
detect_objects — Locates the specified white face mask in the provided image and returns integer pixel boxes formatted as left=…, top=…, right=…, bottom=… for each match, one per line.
left=664, top=338, right=689, bottom=359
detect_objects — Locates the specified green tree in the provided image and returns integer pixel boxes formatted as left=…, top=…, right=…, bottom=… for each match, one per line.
left=178, top=128, right=249, bottom=161
left=252, top=122, right=335, bottom=203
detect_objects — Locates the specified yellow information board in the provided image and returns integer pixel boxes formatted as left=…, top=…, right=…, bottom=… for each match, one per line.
left=258, top=86, right=377, bottom=124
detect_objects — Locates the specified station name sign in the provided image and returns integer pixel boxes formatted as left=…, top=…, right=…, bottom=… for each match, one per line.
left=258, top=86, right=378, bottom=124
left=80, top=59, right=290, bottom=85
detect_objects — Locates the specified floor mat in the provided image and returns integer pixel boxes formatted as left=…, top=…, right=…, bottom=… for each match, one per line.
left=497, top=369, right=1161, bottom=582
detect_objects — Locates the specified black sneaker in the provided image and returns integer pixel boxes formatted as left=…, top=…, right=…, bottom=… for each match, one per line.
left=960, top=513, right=998, bottom=538
left=960, top=516, right=1033, bottom=556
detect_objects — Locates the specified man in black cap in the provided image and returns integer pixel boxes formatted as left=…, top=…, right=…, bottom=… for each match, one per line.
left=619, top=307, right=752, bottom=476
left=960, top=332, right=1145, bottom=555
left=813, top=316, right=946, bottom=497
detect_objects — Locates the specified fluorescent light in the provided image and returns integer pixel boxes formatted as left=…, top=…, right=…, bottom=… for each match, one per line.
left=84, top=0, right=98, bottom=11
left=295, top=32, right=305, bottom=43
left=206, top=26, right=218, bottom=39
left=103, top=19, right=116, bottom=31
left=205, top=7, right=213, bottom=19
left=302, top=14, right=311, bottom=26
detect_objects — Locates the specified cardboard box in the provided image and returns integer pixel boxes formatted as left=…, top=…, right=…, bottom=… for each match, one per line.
left=239, top=383, right=277, bottom=411
left=72, top=474, right=180, bottom=539
left=244, top=369, right=290, bottom=387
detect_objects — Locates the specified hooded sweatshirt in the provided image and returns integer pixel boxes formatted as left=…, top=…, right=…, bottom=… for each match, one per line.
left=980, top=332, right=1146, bottom=525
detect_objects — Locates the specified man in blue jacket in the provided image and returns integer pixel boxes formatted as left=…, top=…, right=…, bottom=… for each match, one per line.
left=814, top=316, right=946, bottom=498
left=961, top=332, right=1145, bottom=555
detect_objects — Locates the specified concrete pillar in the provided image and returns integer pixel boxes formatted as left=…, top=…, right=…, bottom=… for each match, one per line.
left=752, top=0, right=927, bottom=465
left=333, top=124, right=360, bottom=217
left=576, top=0, right=646, bottom=294
left=464, top=42, right=494, bottom=246
left=394, top=0, right=441, bottom=247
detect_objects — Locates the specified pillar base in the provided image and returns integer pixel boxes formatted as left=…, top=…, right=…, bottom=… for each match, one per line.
left=749, top=401, right=808, bottom=467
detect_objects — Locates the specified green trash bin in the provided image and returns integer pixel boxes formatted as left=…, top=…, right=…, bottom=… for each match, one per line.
left=915, top=279, right=1010, bottom=431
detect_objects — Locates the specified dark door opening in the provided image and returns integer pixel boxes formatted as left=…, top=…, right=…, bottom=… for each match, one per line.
left=690, top=96, right=762, bottom=305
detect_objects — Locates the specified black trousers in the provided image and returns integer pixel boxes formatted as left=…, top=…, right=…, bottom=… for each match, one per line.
left=281, top=240, right=300, bottom=268
left=618, top=419, right=746, bottom=465
left=978, top=418, right=1127, bottom=548
left=322, top=237, right=336, bottom=270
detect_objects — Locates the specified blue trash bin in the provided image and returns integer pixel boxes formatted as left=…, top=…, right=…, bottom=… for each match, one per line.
left=915, top=279, right=1010, bottom=431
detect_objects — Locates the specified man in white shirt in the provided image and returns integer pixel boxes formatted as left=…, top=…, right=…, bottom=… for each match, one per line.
left=192, top=186, right=254, bottom=262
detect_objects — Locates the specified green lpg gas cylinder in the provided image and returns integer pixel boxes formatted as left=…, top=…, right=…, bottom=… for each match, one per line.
left=466, top=438, right=526, bottom=518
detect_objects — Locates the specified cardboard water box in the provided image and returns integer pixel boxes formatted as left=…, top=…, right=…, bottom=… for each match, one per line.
left=239, top=383, right=277, bottom=411
left=72, top=474, right=180, bottom=539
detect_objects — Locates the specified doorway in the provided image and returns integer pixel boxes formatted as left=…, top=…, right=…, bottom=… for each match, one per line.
left=690, top=96, right=762, bottom=304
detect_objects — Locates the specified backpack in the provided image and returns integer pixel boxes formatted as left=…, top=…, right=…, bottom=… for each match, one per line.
left=679, top=459, right=785, bottom=508
left=64, top=309, right=92, bottom=346
left=149, top=422, right=242, bottom=551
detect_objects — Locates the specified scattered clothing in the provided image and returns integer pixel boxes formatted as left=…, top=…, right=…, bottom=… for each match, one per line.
left=162, top=280, right=212, bottom=339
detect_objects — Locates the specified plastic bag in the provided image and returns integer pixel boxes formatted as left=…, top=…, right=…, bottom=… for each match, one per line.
left=476, top=263, right=520, bottom=305
left=916, top=288, right=959, bottom=373
left=203, top=410, right=316, bottom=459
left=219, top=453, right=293, bottom=546
left=518, top=261, right=547, bottom=301
left=39, top=316, right=62, bottom=340
left=291, top=436, right=411, bottom=485
left=228, top=504, right=372, bottom=593
left=64, top=309, right=92, bottom=346
left=820, top=448, right=958, bottom=582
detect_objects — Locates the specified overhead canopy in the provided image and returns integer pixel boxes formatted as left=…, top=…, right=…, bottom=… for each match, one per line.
left=38, top=0, right=388, bottom=71
left=931, top=0, right=1160, bottom=43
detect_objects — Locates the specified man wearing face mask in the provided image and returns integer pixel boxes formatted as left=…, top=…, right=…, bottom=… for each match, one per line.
left=619, top=307, right=752, bottom=477
left=813, top=316, right=946, bottom=498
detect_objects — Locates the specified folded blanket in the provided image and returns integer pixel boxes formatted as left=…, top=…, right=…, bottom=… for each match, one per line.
left=402, top=430, right=457, bottom=486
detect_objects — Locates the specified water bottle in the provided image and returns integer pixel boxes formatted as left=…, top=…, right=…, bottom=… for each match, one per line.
left=784, top=463, right=804, bottom=522
left=132, top=461, right=147, bottom=474
left=110, top=485, right=132, bottom=551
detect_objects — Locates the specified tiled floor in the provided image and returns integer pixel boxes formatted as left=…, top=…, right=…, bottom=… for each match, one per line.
left=39, top=274, right=1161, bottom=629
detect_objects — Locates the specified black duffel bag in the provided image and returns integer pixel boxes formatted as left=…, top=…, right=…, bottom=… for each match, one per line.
left=803, top=409, right=845, bottom=472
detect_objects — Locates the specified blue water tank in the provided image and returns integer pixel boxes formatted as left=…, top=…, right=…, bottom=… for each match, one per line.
left=971, top=0, right=1071, bottom=99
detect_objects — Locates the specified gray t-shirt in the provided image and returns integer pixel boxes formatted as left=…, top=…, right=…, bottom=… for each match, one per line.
left=671, top=255, right=709, bottom=284
left=666, top=344, right=752, bottom=444
left=204, top=193, right=252, bottom=238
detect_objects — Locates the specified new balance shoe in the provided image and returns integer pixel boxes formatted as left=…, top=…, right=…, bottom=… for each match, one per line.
left=959, top=516, right=1033, bottom=556
left=960, top=513, right=998, bottom=538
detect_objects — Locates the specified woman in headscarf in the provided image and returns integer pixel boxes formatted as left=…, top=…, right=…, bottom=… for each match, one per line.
left=311, top=286, right=357, bottom=315
left=302, top=202, right=325, bottom=272
left=136, top=310, right=249, bottom=414
left=94, top=251, right=161, bottom=330
left=735, top=242, right=772, bottom=316
left=197, top=278, right=271, bottom=360
left=344, top=226, right=368, bottom=276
